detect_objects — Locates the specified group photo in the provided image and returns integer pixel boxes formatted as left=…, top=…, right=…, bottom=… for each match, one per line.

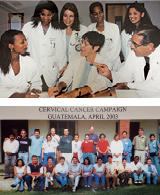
left=0, top=118, right=160, bottom=194
left=0, top=0, right=160, bottom=98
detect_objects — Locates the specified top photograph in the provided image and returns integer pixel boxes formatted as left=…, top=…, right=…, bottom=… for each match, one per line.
left=0, top=0, right=160, bottom=98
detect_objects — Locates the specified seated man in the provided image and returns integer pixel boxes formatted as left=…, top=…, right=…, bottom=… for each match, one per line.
left=24, top=155, right=44, bottom=191
left=118, top=158, right=131, bottom=187
left=3, top=132, right=19, bottom=179
left=55, top=157, right=69, bottom=192
left=105, top=155, right=118, bottom=189
left=130, top=156, right=144, bottom=186
left=48, top=31, right=111, bottom=98
left=97, top=25, right=160, bottom=92
left=69, top=157, right=81, bottom=192
left=144, top=158, right=157, bottom=184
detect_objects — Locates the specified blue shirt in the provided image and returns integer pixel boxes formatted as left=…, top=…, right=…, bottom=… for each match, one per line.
left=148, top=166, right=153, bottom=173
left=148, top=140, right=159, bottom=153
left=82, top=164, right=93, bottom=174
left=29, top=136, right=45, bottom=156
left=121, top=138, right=132, bottom=156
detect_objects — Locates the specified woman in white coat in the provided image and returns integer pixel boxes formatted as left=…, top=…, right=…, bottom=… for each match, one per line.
left=0, top=30, right=41, bottom=98
left=48, top=31, right=111, bottom=98
left=88, top=2, right=121, bottom=71
left=22, top=0, right=65, bottom=91
left=59, top=3, right=88, bottom=76
left=121, top=2, right=152, bottom=61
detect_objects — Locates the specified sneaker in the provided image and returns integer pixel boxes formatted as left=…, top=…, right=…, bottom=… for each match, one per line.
left=11, top=184, right=16, bottom=188
left=126, top=183, right=130, bottom=187
left=73, top=186, right=76, bottom=192
left=85, top=185, right=87, bottom=187
left=27, top=188, right=32, bottom=192
left=121, top=184, right=124, bottom=188
left=88, top=185, right=90, bottom=188
left=3, top=177, right=10, bottom=179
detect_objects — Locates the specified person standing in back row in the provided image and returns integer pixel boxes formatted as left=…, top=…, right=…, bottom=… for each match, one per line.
left=58, top=129, right=73, bottom=164
left=133, top=128, right=147, bottom=164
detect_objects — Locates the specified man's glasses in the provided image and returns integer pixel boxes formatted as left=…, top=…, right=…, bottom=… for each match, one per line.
left=129, top=38, right=143, bottom=48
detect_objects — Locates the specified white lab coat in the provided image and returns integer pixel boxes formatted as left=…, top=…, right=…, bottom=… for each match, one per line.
left=0, top=55, right=41, bottom=98
left=22, top=22, right=65, bottom=87
left=112, top=45, right=160, bottom=92
left=110, top=140, right=123, bottom=162
left=72, top=140, right=83, bottom=163
left=61, top=24, right=88, bottom=65
left=121, top=30, right=132, bottom=61
left=59, top=54, right=111, bottom=93
left=88, top=20, right=121, bottom=71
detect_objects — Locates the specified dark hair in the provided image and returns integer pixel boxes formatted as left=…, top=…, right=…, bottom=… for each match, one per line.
left=97, top=157, right=102, bottom=161
left=99, top=133, right=106, bottom=139
left=47, top=156, right=53, bottom=161
left=34, top=129, right=40, bottom=133
left=0, top=30, right=28, bottom=75
left=107, top=155, right=113, bottom=159
left=122, top=158, right=127, bottom=161
left=82, top=31, right=105, bottom=52
left=114, top=133, right=119, bottom=139
left=122, top=131, right=127, bottom=135
left=74, top=134, right=79, bottom=137
left=123, top=1, right=152, bottom=34
left=139, top=128, right=144, bottom=132
left=89, top=2, right=103, bottom=14
left=85, top=134, right=90, bottom=137
left=60, top=157, right=65, bottom=161
left=16, top=159, right=25, bottom=167
left=9, top=132, right=15, bottom=137
left=31, top=0, right=59, bottom=29
left=72, top=156, right=78, bottom=161
left=147, top=158, right=152, bottom=161
left=150, top=134, right=155, bottom=138
left=83, top=157, right=91, bottom=165
left=134, top=156, right=139, bottom=160
left=32, top=155, right=38, bottom=159
left=46, top=133, right=51, bottom=139
left=135, top=25, right=160, bottom=48
left=60, top=3, right=80, bottom=31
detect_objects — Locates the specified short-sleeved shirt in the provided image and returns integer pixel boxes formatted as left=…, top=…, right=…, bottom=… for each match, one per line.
left=69, top=163, right=81, bottom=175
left=130, top=162, right=144, bottom=172
left=89, top=133, right=99, bottom=153
left=81, top=164, right=93, bottom=175
left=58, top=135, right=73, bottom=153
left=148, top=140, right=160, bottom=153
left=132, top=135, right=147, bottom=151
left=105, top=162, right=117, bottom=174
left=118, top=163, right=130, bottom=171
left=93, top=164, right=105, bottom=174
left=55, top=163, right=69, bottom=174
left=29, top=136, right=45, bottom=156
left=42, top=140, right=57, bottom=153
left=17, top=137, right=31, bottom=152
left=44, top=163, right=55, bottom=173
left=97, top=140, right=109, bottom=154
left=52, top=134, right=60, bottom=147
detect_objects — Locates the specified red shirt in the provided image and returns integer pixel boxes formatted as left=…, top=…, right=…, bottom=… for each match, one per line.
left=97, top=140, right=109, bottom=155
left=81, top=141, right=93, bottom=153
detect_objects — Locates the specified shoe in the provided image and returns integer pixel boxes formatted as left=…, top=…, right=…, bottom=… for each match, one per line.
left=19, top=190, right=24, bottom=192
left=88, top=185, right=90, bottom=188
left=73, top=186, right=76, bottom=192
left=120, top=184, right=124, bottom=188
left=3, top=177, right=10, bottom=179
left=27, top=188, right=32, bottom=192
left=126, top=183, right=130, bottom=186
left=11, top=176, right=14, bottom=178
left=134, top=181, right=138, bottom=186
left=11, top=184, right=16, bottom=188
left=85, top=185, right=87, bottom=187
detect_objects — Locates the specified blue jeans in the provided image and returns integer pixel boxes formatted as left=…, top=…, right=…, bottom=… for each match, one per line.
left=83, top=175, right=93, bottom=185
left=12, top=173, right=24, bottom=191
left=149, top=155, right=160, bottom=177
left=19, top=152, right=28, bottom=165
left=24, top=175, right=44, bottom=190
left=43, top=153, right=55, bottom=166
left=133, top=172, right=143, bottom=181
left=97, top=154, right=108, bottom=164
left=122, top=154, right=131, bottom=163
left=94, top=174, right=105, bottom=185
left=83, top=153, right=93, bottom=164
left=56, top=173, right=68, bottom=187
left=145, top=173, right=157, bottom=184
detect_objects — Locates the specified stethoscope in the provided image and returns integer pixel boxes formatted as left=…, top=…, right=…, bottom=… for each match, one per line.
left=70, top=32, right=82, bottom=52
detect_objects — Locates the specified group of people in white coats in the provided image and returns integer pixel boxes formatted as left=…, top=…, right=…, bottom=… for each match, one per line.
left=0, top=1, right=160, bottom=98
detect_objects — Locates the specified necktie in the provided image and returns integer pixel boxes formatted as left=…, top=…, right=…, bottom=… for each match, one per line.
left=144, top=56, right=150, bottom=80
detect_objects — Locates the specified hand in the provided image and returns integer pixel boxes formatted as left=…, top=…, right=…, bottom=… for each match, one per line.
left=94, top=63, right=112, bottom=80
left=102, top=153, right=106, bottom=155
left=31, top=88, right=41, bottom=94
left=7, top=152, right=12, bottom=155
left=56, top=90, right=78, bottom=98
left=55, top=156, right=57, bottom=160
left=59, top=64, right=68, bottom=76
left=123, top=153, right=128, bottom=156
left=18, top=176, right=22, bottom=180
left=158, top=155, right=160, bottom=159
left=25, top=90, right=40, bottom=98
left=83, top=175, right=87, bottom=178
left=48, top=87, right=60, bottom=98
left=152, top=173, right=156, bottom=177
left=116, top=83, right=129, bottom=89
left=4, top=138, right=9, bottom=141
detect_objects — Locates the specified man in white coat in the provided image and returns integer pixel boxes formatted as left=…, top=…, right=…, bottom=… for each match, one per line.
left=48, top=31, right=111, bottom=98
left=97, top=25, right=160, bottom=92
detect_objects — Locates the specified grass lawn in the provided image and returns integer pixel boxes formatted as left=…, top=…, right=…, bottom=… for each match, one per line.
left=0, top=184, right=160, bottom=195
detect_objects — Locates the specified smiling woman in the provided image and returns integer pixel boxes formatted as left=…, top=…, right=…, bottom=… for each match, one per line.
left=0, top=30, right=42, bottom=98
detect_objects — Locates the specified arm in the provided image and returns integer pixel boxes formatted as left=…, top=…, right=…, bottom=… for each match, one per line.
left=101, top=165, right=106, bottom=175
left=158, top=145, right=160, bottom=159
left=51, top=167, right=55, bottom=177
left=44, top=167, right=49, bottom=178
left=93, top=167, right=100, bottom=177
left=35, top=166, right=43, bottom=179
left=17, top=166, right=27, bottom=179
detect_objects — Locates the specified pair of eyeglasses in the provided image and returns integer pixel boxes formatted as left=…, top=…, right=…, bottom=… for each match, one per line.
left=129, top=38, right=143, bottom=48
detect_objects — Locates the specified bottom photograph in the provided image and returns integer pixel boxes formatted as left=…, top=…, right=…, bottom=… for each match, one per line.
left=0, top=107, right=160, bottom=195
